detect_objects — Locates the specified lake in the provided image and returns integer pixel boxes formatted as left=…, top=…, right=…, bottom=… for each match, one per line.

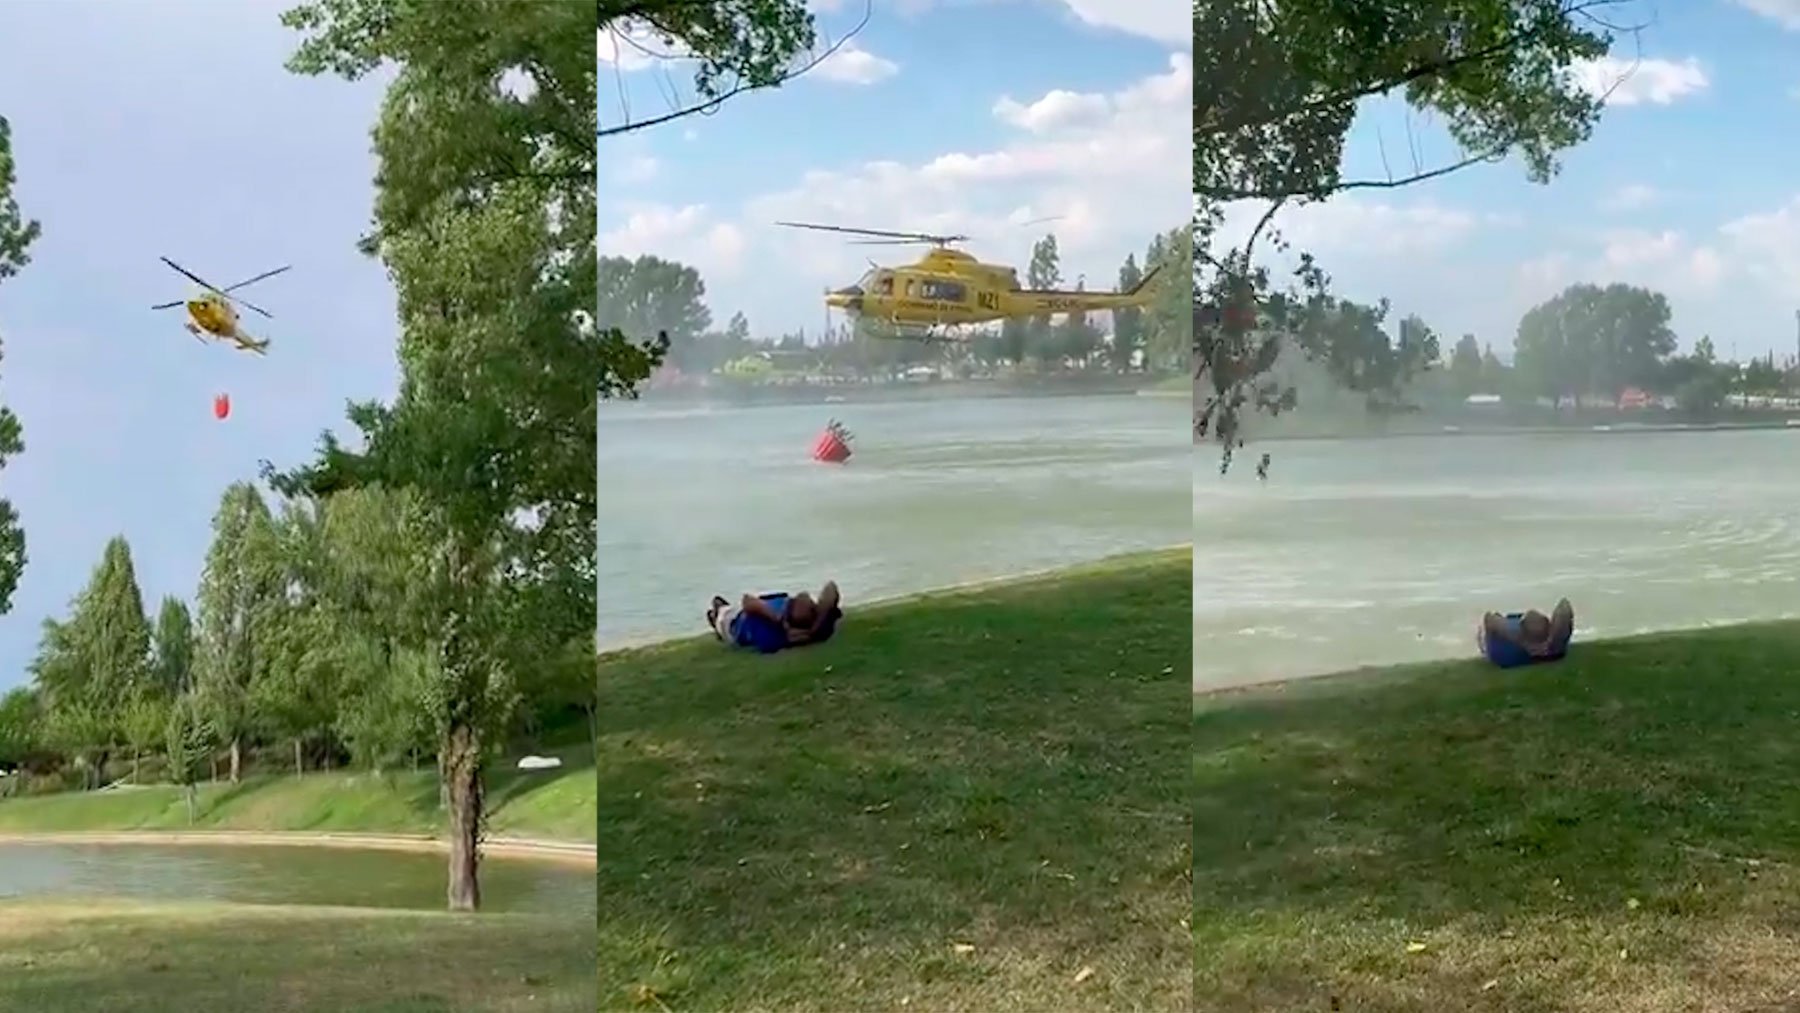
left=1194, top=428, right=1800, bottom=691
left=599, top=394, right=1191, bottom=647
left=0, top=842, right=595, bottom=916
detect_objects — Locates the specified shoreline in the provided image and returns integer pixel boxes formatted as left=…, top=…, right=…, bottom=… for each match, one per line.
left=598, top=544, right=1194, bottom=655
left=1226, top=418, right=1800, bottom=446
left=0, top=829, right=596, bottom=868
left=1195, top=614, right=1800, bottom=698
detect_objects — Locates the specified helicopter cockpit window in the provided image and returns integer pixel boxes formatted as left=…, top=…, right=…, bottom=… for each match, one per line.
left=921, top=280, right=967, bottom=302
left=876, top=275, right=894, bottom=295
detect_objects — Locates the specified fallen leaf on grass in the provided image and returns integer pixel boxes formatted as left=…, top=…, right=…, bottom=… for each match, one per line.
left=1073, top=966, right=1096, bottom=984
left=1627, top=897, right=1641, bottom=910
left=1405, top=941, right=1428, bottom=954
left=1480, top=979, right=1499, bottom=992
left=951, top=942, right=975, bottom=955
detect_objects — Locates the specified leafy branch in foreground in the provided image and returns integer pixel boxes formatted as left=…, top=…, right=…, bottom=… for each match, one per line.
left=1194, top=0, right=1634, bottom=466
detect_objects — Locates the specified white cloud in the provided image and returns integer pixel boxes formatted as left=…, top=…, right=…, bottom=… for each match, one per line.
left=1720, top=197, right=1800, bottom=295
left=993, top=88, right=1112, bottom=132
left=601, top=53, right=1191, bottom=334
left=596, top=23, right=682, bottom=72
left=1569, top=56, right=1709, bottom=106
left=1216, top=196, right=1482, bottom=263
left=1056, top=0, right=1189, bottom=44
left=598, top=204, right=752, bottom=281
left=810, top=41, right=899, bottom=85
left=1731, top=0, right=1800, bottom=30
left=1603, top=183, right=1660, bottom=212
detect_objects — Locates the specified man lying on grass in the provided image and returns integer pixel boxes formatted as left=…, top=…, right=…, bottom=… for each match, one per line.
left=707, top=581, right=842, bottom=653
left=1480, top=597, right=1575, bottom=668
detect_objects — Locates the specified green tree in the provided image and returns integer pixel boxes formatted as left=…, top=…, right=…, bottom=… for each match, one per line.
left=1025, top=233, right=1062, bottom=365
left=72, top=536, right=153, bottom=705
left=1112, top=254, right=1145, bottom=371
left=998, top=317, right=1028, bottom=367
left=194, top=482, right=282, bottom=783
left=1449, top=334, right=1482, bottom=395
left=286, top=0, right=664, bottom=399
left=1142, top=226, right=1193, bottom=371
left=164, top=693, right=214, bottom=824
left=47, top=701, right=110, bottom=791
left=1513, top=283, right=1676, bottom=406
left=0, top=116, right=40, bottom=616
left=0, top=686, right=40, bottom=772
left=280, top=4, right=599, bottom=911
left=151, top=597, right=195, bottom=697
left=1058, top=278, right=1103, bottom=368
left=597, top=254, right=713, bottom=369
left=1196, top=0, right=1616, bottom=460
left=119, top=695, right=169, bottom=784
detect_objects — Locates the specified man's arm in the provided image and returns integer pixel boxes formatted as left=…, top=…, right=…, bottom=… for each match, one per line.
left=741, top=594, right=785, bottom=624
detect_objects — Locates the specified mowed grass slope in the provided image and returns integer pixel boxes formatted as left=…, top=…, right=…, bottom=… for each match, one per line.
left=0, top=743, right=594, bottom=843
left=1196, top=621, right=1800, bottom=1013
left=598, top=550, right=1192, bottom=1011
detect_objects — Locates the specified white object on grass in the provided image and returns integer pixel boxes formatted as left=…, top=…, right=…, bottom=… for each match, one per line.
left=516, top=755, right=562, bottom=771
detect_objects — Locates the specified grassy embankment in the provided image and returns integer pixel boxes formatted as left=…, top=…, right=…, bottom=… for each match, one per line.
left=0, top=741, right=595, bottom=843
left=0, top=744, right=595, bottom=1011
left=598, top=549, right=1192, bottom=1011
left=1196, top=620, right=1800, bottom=1012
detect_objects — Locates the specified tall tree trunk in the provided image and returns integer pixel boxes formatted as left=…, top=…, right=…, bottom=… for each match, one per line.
left=443, top=720, right=483, bottom=912
left=228, top=738, right=241, bottom=783
left=185, top=783, right=197, bottom=825
left=294, top=738, right=304, bottom=777
left=132, top=749, right=140, bottom=784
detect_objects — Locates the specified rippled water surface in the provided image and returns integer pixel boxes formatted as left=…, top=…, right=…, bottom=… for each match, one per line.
left=600, top=395, right=1191, bottom=647
left=0, top=843, right=594, bottom=916
left=1194, top=429, right=1800, bottom=690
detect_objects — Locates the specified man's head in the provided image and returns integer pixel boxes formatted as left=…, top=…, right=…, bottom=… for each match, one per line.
left=1519, top=610, right=1551, bottom=644
left=786, top=593, right=818, bottom=629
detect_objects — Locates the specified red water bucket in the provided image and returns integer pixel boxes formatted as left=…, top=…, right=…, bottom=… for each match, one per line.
left=811, top=420, right=852, bottom=464
left=213, top=393, right=231, bottom=420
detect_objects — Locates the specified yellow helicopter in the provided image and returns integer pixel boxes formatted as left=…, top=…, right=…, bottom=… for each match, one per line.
left=152, top=256, right=290, bottom=355
left=777, top=221, right=1162, bottom=341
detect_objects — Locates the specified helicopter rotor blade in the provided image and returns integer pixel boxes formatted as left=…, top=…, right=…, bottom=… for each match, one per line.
left=777, top=221, right=967, bottom=245
left=221, top=264, right=292, bottom=293
left=159, top=256, right=225, bottom=293
left=151, top=300, right=185, bottom=310
left=224, top=293, right=274, bottom=319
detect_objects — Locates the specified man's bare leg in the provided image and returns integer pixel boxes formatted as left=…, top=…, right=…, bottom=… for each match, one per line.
left=1548, top=598, right=1575, bottom=647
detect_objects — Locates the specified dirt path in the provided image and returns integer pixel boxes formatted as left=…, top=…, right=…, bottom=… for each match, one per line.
left=0, top=829, right=595, bottom=867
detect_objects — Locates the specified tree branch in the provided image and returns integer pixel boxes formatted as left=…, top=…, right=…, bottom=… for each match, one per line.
left=598, top=0, right=872, bottom=139
left=1196, top=0, right=1631, bottom=139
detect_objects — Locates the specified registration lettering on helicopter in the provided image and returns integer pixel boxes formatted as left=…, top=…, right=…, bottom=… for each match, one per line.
left=1034, top=297, right=1086, bottom=312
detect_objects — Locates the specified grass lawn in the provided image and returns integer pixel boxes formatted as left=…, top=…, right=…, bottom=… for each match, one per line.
left=0, top=742, right=594, bottom=843
left=0, top=900, right=591, bottom=1012
left=597, top=550, right=1191, bottom=1011
left=1195, top=620, right=1800, bottom=1012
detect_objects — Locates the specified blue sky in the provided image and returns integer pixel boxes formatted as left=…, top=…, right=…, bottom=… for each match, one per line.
left=599, top=0, right=1190, bottom=339
left=1217, top=0, right=1800, bottom=364
left=0, top=1, right=395, bottom=688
